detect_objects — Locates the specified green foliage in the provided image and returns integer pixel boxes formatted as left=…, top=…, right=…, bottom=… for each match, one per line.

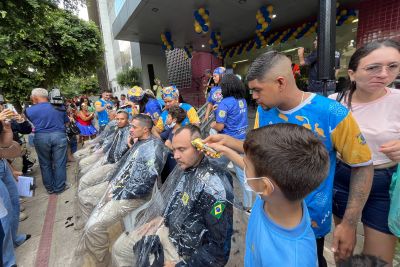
left=0, top=0, right=104, bottom=105
left=58, top=75, right=99, bottom=98
left=116, top=67, right=142, bottom=88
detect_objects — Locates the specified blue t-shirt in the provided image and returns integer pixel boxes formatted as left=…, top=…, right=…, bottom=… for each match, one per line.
left=254, top=94, right=372, bottom=237
left=215, top=97, right=248, bottom=140
left=245, top=197, right=317, bottom=267
left=145, top=98, right=162, bottom=121
left=207, top=86, right=223, bottom=106
left=95, top=98, right=112, bottom=126
left=26, top=102, right=69, bottom=133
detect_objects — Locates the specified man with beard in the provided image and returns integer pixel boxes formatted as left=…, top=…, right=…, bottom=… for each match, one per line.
left=112, top=125, right=234, bottom=267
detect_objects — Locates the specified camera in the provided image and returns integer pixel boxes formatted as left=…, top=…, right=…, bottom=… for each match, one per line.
left=49, top=88, right=64, bottom=105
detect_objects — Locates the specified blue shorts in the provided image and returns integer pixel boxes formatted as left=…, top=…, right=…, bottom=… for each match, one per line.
left=332, top=160, right=396, bottom=235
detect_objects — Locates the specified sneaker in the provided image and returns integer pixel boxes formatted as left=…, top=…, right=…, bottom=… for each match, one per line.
left=19, top=212, right=28, bottom=222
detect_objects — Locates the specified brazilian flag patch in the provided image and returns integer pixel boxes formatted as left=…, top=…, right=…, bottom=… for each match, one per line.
left=210, top=201, right=226, bottom=219
left=181, top=192, right=190, bottom=206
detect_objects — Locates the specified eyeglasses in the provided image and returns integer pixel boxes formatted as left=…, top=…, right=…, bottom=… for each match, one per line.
left=361, top=63, right=400, bottom=76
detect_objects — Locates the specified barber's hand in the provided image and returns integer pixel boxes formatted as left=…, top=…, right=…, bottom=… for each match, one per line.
left=212, top=104, right=218, bottom=111
left=331, top=221, right=356, bottom=262
left=379, top=140, right=400, bottom=162
left=207, top=142, right=229, bottom=155
left=203, top=134, right=232, bottom=146
left=204, top=115, right=209, bottom=122
left=164, top=261, right=176, bottom=267
left=297, top=47, right=305, bottom=55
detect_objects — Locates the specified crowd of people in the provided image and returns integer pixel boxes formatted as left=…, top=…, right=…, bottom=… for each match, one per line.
left=0, top=38, right=399, bottom=267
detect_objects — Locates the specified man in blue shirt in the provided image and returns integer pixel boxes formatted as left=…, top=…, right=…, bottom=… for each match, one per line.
left=95, top=90, right=113, bottom=132
left=205, top=51, right=373, bottom=266
left=25, top=88, right=70, bottom=194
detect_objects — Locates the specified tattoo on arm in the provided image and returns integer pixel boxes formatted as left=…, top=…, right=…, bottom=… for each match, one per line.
left=343, top=165, right=373, bottom=227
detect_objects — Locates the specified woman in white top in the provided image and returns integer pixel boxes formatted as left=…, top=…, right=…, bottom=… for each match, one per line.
left=329, top=39, right=400, bottom=266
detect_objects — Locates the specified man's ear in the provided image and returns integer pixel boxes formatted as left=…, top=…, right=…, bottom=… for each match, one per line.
left=276, top=76, right=287, bottom=92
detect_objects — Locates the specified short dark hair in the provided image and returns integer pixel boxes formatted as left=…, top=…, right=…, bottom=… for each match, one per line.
left=243, top=124, right=329, bottom=201
left=102, top=89, right=112, bottom=94
left=220, top=74, right=246, bottom=99
left=132, top=114, right=153, bottom=129
left=338, top=254, right=387, bottom=267
left=246, top=51, right=287, bottom=82
left=174, top=124, right=202, bottom=140
left=116, top=109, right=129, bottom=118
left=168, top=106, right=186, bottom=124
left=121, top=94, right=126, bottom=97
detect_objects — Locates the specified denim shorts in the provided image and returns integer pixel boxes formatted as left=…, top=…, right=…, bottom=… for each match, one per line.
left=332, top=160, right=396, bottom=235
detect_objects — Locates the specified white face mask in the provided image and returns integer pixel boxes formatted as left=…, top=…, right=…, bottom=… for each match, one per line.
left=244, top=167, right=275, bottom=195
left=167, top=121, right=176, bottom=129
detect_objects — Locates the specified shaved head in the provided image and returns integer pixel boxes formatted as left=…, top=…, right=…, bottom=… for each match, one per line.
left=246, top=50, right=302, bottom=110
left=247, top=51, right=294, bottom=84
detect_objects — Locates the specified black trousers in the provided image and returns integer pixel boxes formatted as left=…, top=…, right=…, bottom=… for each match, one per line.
left=316, top=237, right=328, bottom=267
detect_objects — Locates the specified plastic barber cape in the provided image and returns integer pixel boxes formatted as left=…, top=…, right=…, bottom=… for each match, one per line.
left=128, top=156, right=248, bottom=267
left=107, top=136, right=169, bottom=200
left=102, top=125, right=131, bottom=164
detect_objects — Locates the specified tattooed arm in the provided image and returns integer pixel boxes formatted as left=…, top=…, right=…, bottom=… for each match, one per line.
left=332, top=165, right=373, bottom=261
left=343, top=165, right=373, bottom=226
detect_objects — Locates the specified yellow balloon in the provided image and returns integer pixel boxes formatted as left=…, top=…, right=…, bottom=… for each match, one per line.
left=203, top=14, right=209, bottom=20
left=195, top=26, right=202, bottom=33
left=198, top=8, right=205, bottom=15
left=340, top=9, right=347, bottom=15
left=208, top=39, right=213, bottom=44
left=267, top=5, right=274, bottom=13
left=167, top=45, right=172, bottom=49
left=262, top=22, right=268, bottom=28
left=258, top=18, right=264, bottom=24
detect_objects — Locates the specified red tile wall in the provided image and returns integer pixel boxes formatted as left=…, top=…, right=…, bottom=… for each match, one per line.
left=357, top=0, right=400, bottom=46
left=180, top=52, right=222, bottom=108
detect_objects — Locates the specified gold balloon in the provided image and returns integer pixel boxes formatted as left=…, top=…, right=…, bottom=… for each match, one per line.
left=198, top=8, right=205, bottom=15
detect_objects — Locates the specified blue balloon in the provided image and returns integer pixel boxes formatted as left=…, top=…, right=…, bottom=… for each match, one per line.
left=205, top=9, right=209, bottom=15
left=256, top=24, right=262, bottom=30
left=261, top=8, right=268, bottom=17
left=165, top=32, right=171, bottom=39
left=198, top=16, right=205, bottom=25
left=202, top=25, right=209, bottom=32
